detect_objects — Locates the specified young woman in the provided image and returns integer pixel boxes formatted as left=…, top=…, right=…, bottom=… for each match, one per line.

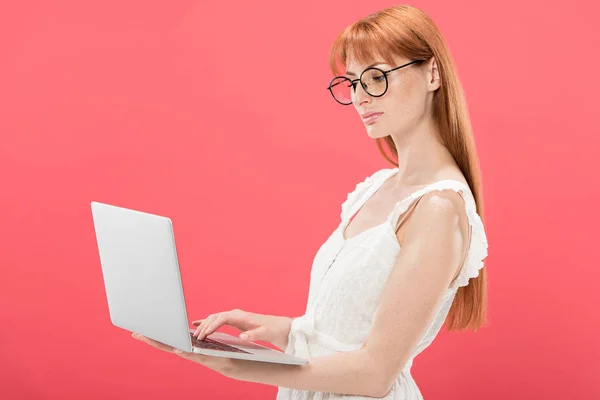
left=135, top=5, right=489, bottom=399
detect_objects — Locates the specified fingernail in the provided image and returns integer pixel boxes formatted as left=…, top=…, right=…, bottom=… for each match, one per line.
left=240, top=334, right=248, bottom=340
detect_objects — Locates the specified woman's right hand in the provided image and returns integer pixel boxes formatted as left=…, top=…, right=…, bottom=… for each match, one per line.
left=192, top=309, right=293, bottom=351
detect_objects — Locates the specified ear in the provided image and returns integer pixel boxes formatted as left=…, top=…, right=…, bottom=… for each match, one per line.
left=427, top=57, right=441, bottom=91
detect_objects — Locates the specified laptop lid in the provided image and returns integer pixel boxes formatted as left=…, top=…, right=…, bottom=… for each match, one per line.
left=91, top=201, right=193, bottom=352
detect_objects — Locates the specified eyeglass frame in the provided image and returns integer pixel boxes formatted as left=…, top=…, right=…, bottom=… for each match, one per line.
left=326, top=59, right=426, bottom=105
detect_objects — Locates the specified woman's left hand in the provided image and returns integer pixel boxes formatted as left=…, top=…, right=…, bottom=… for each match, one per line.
left=131, top=332, right=240, bottom=378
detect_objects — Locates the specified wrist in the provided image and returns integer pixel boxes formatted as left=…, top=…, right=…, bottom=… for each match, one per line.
left=273, top=315, right=293, bottom=350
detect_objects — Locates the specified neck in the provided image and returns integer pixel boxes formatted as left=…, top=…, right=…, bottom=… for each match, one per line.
left=390, top=117, right=454, bottom=187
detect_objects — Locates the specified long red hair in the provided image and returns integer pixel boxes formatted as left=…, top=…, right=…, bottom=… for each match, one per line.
left=329, top=5, right=487, bottom=331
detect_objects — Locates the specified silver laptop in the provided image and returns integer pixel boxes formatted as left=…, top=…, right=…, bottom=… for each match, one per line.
left=91, top=201, right=307, bottom=366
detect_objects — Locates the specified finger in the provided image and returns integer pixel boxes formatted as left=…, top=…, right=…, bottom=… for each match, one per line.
left=197, top=319, right=209, bottom=339
left=240, top=325, right=267, bottom=342
left=193, top=324, right=203, bottom=338
left=200, top=313, right=227, bottom=339
left=191, top=320, right=205, bottom=326
left=200, top=314, right=227, bottom=340
left=193, top=323, right=203, bottom=338
left=198, top=315, right=216, bottom=339
left=133, top=333, right=176, bottom=353
left=194, top=315, right=213, bottom=337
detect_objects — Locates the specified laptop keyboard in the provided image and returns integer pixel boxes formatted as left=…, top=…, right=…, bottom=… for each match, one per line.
left=190, top=333, right=251, bottom=354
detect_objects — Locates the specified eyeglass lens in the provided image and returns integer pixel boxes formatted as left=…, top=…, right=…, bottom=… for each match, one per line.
left=329, top=68, right=388, bottom=105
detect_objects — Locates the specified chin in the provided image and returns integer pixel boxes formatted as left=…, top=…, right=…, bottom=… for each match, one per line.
left=365, top=124, right=388, bottom=139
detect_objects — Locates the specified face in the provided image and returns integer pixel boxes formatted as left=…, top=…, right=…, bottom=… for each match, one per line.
left=343, top=55, right=440, bottom=139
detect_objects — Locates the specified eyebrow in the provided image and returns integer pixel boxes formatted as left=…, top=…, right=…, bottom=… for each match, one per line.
left=346, top=61, right=388, bottom=77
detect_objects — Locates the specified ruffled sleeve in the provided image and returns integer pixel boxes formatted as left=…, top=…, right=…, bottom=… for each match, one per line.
left=451, top=192, right=489, bottom=289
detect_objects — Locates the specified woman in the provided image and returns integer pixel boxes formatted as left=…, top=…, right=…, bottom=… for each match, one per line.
left=135, top=5, right=489, bottom=399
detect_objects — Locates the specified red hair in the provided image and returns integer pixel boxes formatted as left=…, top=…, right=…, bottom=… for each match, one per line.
left=329, top=5, right=487, bottom=331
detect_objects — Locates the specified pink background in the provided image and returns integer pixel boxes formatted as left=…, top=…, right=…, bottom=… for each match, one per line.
left=1, top=0, right=599, bottom=398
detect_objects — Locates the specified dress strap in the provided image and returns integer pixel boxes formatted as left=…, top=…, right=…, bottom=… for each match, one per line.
left=385, top=179, right=489, bottom=290
left=394, top=195, right=424, bottom=234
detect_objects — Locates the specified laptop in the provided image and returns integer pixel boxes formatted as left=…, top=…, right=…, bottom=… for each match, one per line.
left=91, top=201, right=308, bottom=366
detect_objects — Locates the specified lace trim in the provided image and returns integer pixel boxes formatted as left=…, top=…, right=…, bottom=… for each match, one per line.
left=455, top=205, right=488, bottom=288
left=339, top=168, right=396, bottom=221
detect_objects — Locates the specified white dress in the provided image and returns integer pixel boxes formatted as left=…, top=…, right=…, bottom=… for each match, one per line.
left=276, top=168, right=489, bottom=400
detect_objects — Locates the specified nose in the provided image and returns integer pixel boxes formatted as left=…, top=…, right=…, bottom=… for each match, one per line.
left=352, top=83, right=371, bottom=107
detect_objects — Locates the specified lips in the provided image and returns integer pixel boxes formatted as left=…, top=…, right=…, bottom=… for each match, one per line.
left=361, top=112, right=383, bottom=124
left=360, top=111, right=383, bottom=119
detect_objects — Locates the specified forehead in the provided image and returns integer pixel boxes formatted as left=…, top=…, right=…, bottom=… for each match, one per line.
left=344, top=53, right=405, bottom=76
left=345, top=59, right=388, bottom=76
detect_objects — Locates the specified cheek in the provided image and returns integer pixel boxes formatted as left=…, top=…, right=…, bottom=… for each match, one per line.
left=384, top=76, right=424, bottom=117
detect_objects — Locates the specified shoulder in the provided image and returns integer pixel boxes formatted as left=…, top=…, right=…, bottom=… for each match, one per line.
left=415, top=189, right=467, bottom=219
left=401, top=189, right=470, bottom=248
left=396, top=190, right=471, bottom=283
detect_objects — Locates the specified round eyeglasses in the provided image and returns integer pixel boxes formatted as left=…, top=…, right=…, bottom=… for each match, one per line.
left=326, top=60, right=425, bottom=105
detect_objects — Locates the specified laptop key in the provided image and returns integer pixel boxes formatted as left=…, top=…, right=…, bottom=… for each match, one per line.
left=190, top=333, right=251, bottom=354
